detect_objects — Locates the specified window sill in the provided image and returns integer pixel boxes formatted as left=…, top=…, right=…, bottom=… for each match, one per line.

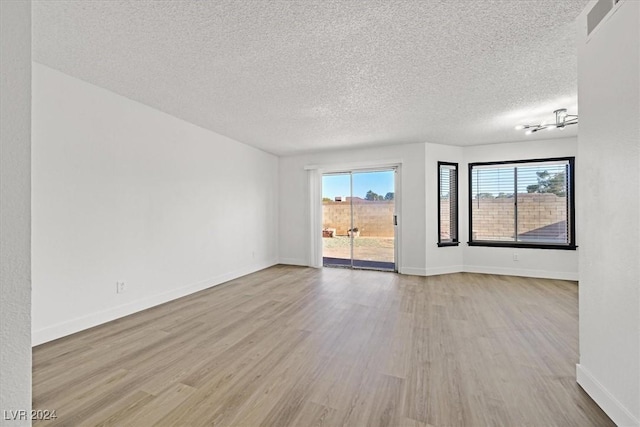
left=437, top=242, right=460, bottom=247
left=467, top=241, right=577, bottom=250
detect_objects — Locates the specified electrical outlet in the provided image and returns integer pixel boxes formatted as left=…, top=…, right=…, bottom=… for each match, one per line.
left=116, top=281, right=126, bottom=294
left=513, top=253, right=519, bottom=261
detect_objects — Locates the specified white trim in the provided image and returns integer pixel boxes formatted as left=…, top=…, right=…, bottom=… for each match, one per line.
left=307, top=169, right=323, bottom=268
left=32, top=260, right=277, bottom=346
left=463, top=265, right=578, bottom=281
left=394, top=166, right=402, bottom=273
left=577, top=364, right=640, bottom=427
left=400, top=266, right=466, bottom=277
left=278, top=258, right=308, bottom=266
left=425, top=265, right=465, bottom=276
left=283, top=260, right=574, bottom=281
left=304, top=159, right=403, bottom=172
left=399, top=266, right=428, bottom=276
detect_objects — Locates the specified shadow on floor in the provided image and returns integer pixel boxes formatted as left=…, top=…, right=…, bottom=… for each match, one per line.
left=323, top=257, right=395, bottom=272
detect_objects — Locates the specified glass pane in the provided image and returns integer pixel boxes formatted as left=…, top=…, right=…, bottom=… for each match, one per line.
left=470, top=167, right=515, bottom=241
left=516, top=163, right=569, bottom=244
left=322, top=173, right=352, bottom=267
left=351, top=170, right=395, bottom=270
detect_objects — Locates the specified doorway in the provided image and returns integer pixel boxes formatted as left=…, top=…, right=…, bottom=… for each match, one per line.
left=321, top=169, right=396, bottom=271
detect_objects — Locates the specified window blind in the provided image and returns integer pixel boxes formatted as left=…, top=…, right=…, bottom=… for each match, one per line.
left=438, top=162, right=458, bottom=246
left=469, top=158, right=575, bottom=249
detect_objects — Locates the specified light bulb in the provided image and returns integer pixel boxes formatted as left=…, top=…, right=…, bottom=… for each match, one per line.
left=525, top=129, right=533, bottom=135
left=515, top=125, right=525, bottom=130
left=547, top=125, right=556, bottom=130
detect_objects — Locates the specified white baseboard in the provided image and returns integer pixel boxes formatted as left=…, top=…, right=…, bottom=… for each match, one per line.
left=424, top=265, right=464, bottom=276
left=463, top=265, right=578, bottom=281
left=278, top=257, right=308, bottom=266
left=577, top=364, right=639, bottom=427
left=277, top=261, right=577, bottom=282
left=400, top=266, right=466, bottom=276
left=398, top=266, right=427, bottom=276
left=32, top=260, right=277, bottom=346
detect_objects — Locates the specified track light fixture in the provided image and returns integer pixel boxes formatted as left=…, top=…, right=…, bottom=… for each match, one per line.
left=515, top=109, right=578, bottom=135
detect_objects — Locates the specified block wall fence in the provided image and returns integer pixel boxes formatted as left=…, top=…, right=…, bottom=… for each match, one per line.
left=470, top=193, right=567, bottom=240
left=324, top=194, right=566, bottom=240
left=322, top=201, right=395, bottom=237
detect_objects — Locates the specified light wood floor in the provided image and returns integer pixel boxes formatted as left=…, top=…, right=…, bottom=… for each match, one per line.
left=33, top=265, right=613, bottom=427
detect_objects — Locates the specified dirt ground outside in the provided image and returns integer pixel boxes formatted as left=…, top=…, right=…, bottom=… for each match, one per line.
left=322, top=236, right=394, bottom=262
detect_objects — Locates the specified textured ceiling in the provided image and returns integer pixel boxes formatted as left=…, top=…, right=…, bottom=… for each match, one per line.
left=33, top=0, right=589, bottom=156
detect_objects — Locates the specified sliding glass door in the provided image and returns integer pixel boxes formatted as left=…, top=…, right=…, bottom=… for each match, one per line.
left=321, top=173, right=353, bottom=267
left=322, top=169, right=396, bottom=271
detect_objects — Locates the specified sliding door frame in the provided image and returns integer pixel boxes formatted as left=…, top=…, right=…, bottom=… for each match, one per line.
left=306, top=160, right=402, bottom=272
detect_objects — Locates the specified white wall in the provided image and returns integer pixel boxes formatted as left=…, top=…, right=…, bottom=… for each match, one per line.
left=32, top=63, right=279, bottom=345
left=576, top=1, right=640, bottom=425
left=279, top=138, right=577, bottom=281
left=462, top=138, right=579, bottom=280
left=425, top=143, right=464, bottom=274
left=0, top=0, right=32, bottom=423
left=279, top=143, right=427, bottom=274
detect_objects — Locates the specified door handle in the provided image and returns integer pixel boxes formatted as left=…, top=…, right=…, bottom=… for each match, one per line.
left=394, top=215, right=398, bottom=226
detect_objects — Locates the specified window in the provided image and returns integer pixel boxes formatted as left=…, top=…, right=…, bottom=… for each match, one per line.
left=438, top=162, right=459, bottom=246
left=468, top=157, right=576, bottom=249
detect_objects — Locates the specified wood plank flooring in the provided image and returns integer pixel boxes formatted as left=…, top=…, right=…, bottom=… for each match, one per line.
left=32, top=265, right=614, bottom=426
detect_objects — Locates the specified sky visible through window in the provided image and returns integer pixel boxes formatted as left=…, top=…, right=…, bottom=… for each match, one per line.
left=323, top=165, right=566, bottom=200
left=322, top=171, right=394, bottom=199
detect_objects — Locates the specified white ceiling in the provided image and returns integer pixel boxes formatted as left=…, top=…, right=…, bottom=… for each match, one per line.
left=33, top=0, right=588, bottom=156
